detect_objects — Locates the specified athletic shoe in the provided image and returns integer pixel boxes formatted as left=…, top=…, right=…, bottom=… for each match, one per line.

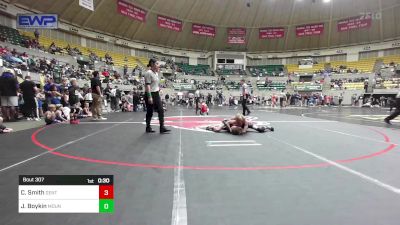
left=384, top=118, right=392, bottom=125
left=146, top=127, right=155, bottom=133
left=34, top=118, right=41, bottom=121
left=257, top=127, right=266, bottom=133
left=91, top=118, right=99, bottom=121
left=160, top=127, right=171, bottom=133
left=26, top=118, right=32, bottom=121
left=99, top=117, right=107, bottom=120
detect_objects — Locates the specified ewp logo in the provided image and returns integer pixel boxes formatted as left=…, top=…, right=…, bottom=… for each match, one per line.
left=17, top=14, right=58, bottom=29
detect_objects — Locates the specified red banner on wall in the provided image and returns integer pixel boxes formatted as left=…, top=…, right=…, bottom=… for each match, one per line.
left=117, top=0, right=147, bottom=22
left=337, top=15, right=372, bottom=32
left=228, top=28, right=246, bottom=36
left=259, top=27, right=285, bottom=39
left=157, top=15, right=182, bottom=32
left=192, top=24, right=216, bottom=37
left=296, top=23, right=324, bottom=37
left=228, top=36, right=246, bottom=44
left=227, top=28, right=246, bottom=44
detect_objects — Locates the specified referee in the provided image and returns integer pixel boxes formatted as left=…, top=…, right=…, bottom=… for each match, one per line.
left=384, top=90, right=400, bottom=125
left=240, top=79, right=251, bottom=116
left=144, top=59, right=170, bottom=133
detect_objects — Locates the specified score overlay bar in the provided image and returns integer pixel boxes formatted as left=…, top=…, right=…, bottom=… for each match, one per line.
left=18, top=175, right=114, bottom=213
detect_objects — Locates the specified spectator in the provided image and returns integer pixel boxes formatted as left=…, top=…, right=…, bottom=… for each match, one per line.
left=68, top=79, right=83, bottom=124
left=20, top=75, right=38, bottom=120
left=82, top=102, right=92, bottom=117
left=44, top=104, right=65, bottom=125
left=36, top=89, right=45, bottom=118
left=110, top=86, right=119, bottom=111
left=90, top=71, right=106, bottom=120
left=84, top=88, right=93, bottom=107
left=34, top=29, right=40, bottom=40
left=0, top=70, right=19, bottom=121
left=0, top=116, right=13, bottom=133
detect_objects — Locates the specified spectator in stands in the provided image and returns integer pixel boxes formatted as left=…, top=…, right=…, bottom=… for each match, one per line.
left=82, top=102, right=92, bottom=117
left=84, top=88, right=93, bottom=108
left=20, top=75, right=38, bottom=120
left=109, top=86, right=120, bottom=112
left=0, top=116, right=13, bottom=133
left=90, top=71, right=106, bottom=120
left=0, top=70, right=19, bottom=122
left=34, top=29, right=39, bottom=40
left=60, top=77, right=70, bottom=93
left=364, top=80, right=369, bottom=92
left=68, top=79, right=82, bottom=124
left=105, top=53, right=113, bottom=65
left=36, top=89, right=45, bottom=118
left=123, top=65, right=128, bottom=76
left=49, top=42, right=59, bottom=54
left=44, top=104, right=65, bottom=125
left=49, top=85, right=62, bottom=105
left=44, top=77, right=58, bottom=104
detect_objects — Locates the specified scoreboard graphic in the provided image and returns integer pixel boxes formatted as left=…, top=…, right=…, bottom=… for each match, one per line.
left=18, top=175, right=114, bottom=213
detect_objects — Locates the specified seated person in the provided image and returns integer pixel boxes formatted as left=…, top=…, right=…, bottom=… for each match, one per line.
left=200, top=102, right=209, bottom=115
left=82, top=102, right=92, bottom=117
left=0, top=117, right=13, bottom=134
left=44, top=104, right=67, bottom=125
left=206, top=114, right=274, bottom=135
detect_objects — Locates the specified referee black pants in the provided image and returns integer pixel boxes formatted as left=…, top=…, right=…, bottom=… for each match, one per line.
left=242, top=98, right=250, bottom=115
left=145, top=91, right=164, bottom=128
left=386, top=98, right=400, bottom=121
left=195, top=97, right=200, bottom=114
left=23, top=97, right=36, bottom=118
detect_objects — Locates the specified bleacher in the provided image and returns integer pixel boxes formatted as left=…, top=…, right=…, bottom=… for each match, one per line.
left=225, top=81, right=241, bottom=90
left=19, top=30, right=147, bottom=69
left=248, top=65, right=284, bottom=77
left=286, top=63, right=325, bottom=74
left=381, top=55, right=400, bottom=65
left=342, top=82, right=365, bottom=90
left=256, top=81, right=286, bottom=91
left=177, top=63, right=210, bottom=76
left=217, top=69, right=246, bottom=76
left=330, top=58, right=376, bottom=73
left=378, top=78, right=400, bottom=89
left=0, top=25, right=28, bottom=46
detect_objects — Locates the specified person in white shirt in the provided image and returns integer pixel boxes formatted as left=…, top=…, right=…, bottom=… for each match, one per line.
left=144, top=59, right=170, bottom=133
left=384, top=90, right=400, bottom=124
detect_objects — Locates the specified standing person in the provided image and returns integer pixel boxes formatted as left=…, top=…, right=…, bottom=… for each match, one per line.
left=132, top=91, right=140, bottom=112
left=68, top=79, right=82, bottom=124
left=144, top=59, right=170, bottom=133
left=240, top=79, right=251, bottom=116
left=90, top=71, right=106, bottom=121
left=0, top=70, right=19, bottom=121
left=195, top=89, right=200, bottom=115
left=109, top=86, right=118, bottom=112
left=20, top=75, right=38, bottom=120
left=384, top=91, right=400, bottom=125
left=338, top=93, right=343, bottom=107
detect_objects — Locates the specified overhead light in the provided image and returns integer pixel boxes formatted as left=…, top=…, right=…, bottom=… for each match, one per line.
left=323, top=0, right=331, bottom=3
